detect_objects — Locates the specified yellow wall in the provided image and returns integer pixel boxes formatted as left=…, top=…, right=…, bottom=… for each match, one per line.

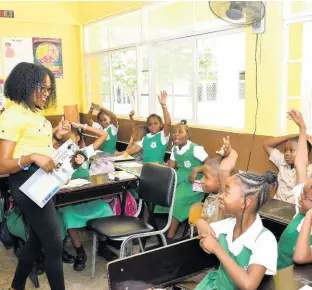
left=0, top=2, right=81, bottom=115
left=78, top=1, right=146, bottom=24
left=245, top=2, right=284, bottom=136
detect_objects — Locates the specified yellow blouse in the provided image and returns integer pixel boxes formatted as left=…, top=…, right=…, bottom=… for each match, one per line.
left=0, top=103, right=53, bottom=159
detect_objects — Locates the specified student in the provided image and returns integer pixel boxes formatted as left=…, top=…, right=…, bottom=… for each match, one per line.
left=263, top=132, right=312, bottom=203
left=195, top=140, right=278, bottom=290
left=0, top=63, right=65, bottom=290
left=115, top=90, right=171, bottom=163
left=86, top=102, right=118, bottom=155
left=125, top=110, right=147, bottom=162
left=57, top=122, right=114, bottom=271
left=166, top=120, right=209, bottom=240
left=277, top=110, right=312, bottom=269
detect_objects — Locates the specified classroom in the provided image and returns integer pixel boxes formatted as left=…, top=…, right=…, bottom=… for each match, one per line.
left=0, top=1, right=311, bottom=290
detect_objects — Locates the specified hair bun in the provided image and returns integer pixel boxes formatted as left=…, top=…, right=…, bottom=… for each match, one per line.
left=264, top=170, right=277, bottom=185
left=180, top=119, right=187, bottom=125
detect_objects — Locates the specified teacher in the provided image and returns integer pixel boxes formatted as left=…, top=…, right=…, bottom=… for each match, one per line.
left=0, top=62, right=65, bottom=290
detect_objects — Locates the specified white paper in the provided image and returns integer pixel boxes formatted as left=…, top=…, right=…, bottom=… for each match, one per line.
left=20, top=140, right=84, bottom=208
left=2, top=38, right=33, bottom=77
left=60, top=179, right=90, bottom=189
left=108, top=171, right=135, bottom=180
left=115, top=161, right=143, bottom=168
left=299, top=286, right=312, bottom=290
left=107, top=154, right=135, bottom=162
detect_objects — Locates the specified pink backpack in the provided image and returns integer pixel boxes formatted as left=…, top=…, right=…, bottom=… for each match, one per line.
left=105, top=192, right=138, bottom=216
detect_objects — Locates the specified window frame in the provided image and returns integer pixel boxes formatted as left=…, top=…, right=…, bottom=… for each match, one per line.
left=84, top=1, right=246, bottom=129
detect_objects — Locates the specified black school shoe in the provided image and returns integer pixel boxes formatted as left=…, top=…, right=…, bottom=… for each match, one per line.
left=73, top=252, right=87, bottom=271
left=97, top=244, right=118, bottom=262
left=62, top=250, right=75, bottom=264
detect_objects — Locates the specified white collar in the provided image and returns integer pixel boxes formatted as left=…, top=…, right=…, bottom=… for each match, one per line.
left=220, top=214, right=264, bottom=256
left=174, top=140, right=191, bottom=154
left=297, top=216, right=312, bottom=235
left=146, top=131, right=161, bottom=138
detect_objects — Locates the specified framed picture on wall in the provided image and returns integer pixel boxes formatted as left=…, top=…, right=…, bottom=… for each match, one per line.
left=32, top=37, right=63, bottom=78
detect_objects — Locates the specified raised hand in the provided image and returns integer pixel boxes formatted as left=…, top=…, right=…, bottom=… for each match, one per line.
left=287, top=109, right=306, bottom=128
left=158, top=90, right=168, bottom=107
left=216, top=136, right=231, bottom=157
left=70, top=122, right=82, bottom=129
left=58, top=116, right=71, bottom=136
left=129, top=110, right=135, bottom=119
left=91, top=103, right=102, bottom=111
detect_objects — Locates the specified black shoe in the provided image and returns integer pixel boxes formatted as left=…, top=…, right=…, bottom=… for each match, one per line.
left=73, top=252, right=87, bottom=271
left=62, top=250, right=75, bottom=264
left=97, top=244, right=118, bottom=261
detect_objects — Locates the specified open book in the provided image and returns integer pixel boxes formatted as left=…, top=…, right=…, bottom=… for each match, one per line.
left=20, top=140, right=86, bottom=208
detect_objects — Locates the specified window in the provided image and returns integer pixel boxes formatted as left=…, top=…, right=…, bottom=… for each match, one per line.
left=84, top=1, right=246, bottom=130
left=196, top=33, right=246, bottom=128
left=111, top=49, right=137, bottom=115
left=282, top=2, right=312, bottom=133
left=152, top=40, right=194, bottom=121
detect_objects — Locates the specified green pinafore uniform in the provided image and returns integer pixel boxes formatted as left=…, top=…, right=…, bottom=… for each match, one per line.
left=98, top=126, right=117, bottom=155
left=196, top=228, right=268, bottom=290
left=277, top=213, right=312, bottom=270
left=155, top=142, right=204, bottom=218
left=57, top=147, right=113, bottom=230
left=142, top=131, right=168, bottom=163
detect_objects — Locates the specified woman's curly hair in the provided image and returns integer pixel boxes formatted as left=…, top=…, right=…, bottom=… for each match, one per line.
left=4, top=62, right=57, bottom=109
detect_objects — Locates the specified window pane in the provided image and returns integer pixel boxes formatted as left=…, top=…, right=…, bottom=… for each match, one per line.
left=152, top=40, right=193, bottom=120
left=287, top=62, right=302, bottom=96
left=111, top=49, right=137, bottom=115
left=87, top=56, right=111, bottom=109
left=288, top=23, right=303, bottom=60
left=146, top=2, right=193, bottom=40
left=109, top=10, right=142, bottom=47
left=197, top=33, right=246, bottom=129
left=138, top=46, right=149, bottom=118
left=84, top=22, right=109, bottom=53
left=99, top=55, right=110, bottom=108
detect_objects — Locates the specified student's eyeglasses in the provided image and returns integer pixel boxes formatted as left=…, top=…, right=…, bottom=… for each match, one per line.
left=40, top=86, right=51, bottom=94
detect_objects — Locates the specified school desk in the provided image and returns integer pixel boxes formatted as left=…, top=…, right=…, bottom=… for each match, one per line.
left=55, top=173, right=137, bottom=207
left=107, top=237, right=312, bottom=290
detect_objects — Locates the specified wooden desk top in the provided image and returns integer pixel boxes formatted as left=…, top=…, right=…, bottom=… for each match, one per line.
left=260, top=199, right=296, bottom=225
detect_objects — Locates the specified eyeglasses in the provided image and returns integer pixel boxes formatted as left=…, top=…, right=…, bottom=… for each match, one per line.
left=40, top=86, right=51, bottom=94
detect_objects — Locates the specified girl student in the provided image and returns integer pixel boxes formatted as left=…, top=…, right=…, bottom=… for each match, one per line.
left=0, top=63, right=66, bottom=290
left=125, top=110, right=147, bottom=162
left=195, top=139, right=278, bottom=290
left=277, top=110, right=312, bottom=269
left=86, top=102, right=119, bottom=155
left=166, top=120, right=209, bottom=240
left=115, top=90, right=171, bottom=164
left=57, top=122, right=114, bottom=271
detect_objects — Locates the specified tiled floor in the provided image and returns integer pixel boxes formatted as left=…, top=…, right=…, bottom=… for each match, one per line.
left=0, top=231, right=110, bottom=290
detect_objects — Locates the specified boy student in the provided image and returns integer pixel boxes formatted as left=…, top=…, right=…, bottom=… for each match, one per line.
left=263, top=133, right=312, bottom=203
left=277, top=110, right=312, bottom=269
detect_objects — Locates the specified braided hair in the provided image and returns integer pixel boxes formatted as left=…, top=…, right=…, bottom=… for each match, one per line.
left=4, top=62, right=57, bottom=109
left=179, top=119, right=190, bottom=139
left=235, top=170, right=278, bottom=234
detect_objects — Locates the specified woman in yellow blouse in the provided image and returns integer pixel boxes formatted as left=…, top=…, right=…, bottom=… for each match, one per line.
left=0, top=63, right=65, bottom=290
